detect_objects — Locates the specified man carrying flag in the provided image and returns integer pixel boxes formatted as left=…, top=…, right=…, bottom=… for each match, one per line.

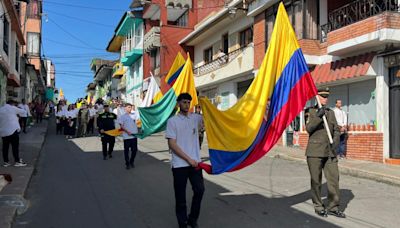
left=97, top=104, right=117, bottom=160
left=166, top=93, right=204, bottom=228
left=305, top=88, right=346, bottom=218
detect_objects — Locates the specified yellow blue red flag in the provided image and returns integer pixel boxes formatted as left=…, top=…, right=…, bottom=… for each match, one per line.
left=199, top=3, right=317, bottom=174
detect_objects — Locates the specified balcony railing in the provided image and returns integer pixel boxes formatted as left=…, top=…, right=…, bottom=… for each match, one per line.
left=144, top=26, right=161, bottom=52
left=193, top=46, right=247, bottom=76
left=320, top=0, right=399, bottom=42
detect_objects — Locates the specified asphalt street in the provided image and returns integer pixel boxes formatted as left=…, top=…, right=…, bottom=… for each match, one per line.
left=12, top=120, right=400, bottom=228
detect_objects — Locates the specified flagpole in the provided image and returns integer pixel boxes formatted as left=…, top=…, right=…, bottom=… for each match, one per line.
left=316, top=96, right=333, bottom=144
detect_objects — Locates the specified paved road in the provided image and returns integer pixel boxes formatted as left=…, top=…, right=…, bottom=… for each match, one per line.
left=12, top=121, right=400, bottom=228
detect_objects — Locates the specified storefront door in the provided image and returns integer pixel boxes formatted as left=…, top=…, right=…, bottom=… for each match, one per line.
left=389, top=66, right=400, bottom=158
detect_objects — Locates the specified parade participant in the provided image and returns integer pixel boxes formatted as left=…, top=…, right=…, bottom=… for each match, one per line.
left=118, top=103, right=139, bottom=169
left=77, top=103, right=90, bottom=137
left=305, top=88, right=345, bottom=218
left=87, top=104, right=97, bottom=135
left=55, top=104, right=64, bottom=134
left=166, top=93, right=204, bottom=228
left=97, top=104, right=117, bottom=160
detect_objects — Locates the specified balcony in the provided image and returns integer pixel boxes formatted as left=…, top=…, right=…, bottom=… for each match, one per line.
left=194, top=45, right=254, bottom=88
left=320, top=0, right=400, bottom=55
left=144, top=26, right=161, bottom=52
left=112, top=62, right=126, bottom=79
left=121, top=36, right=143, bottom=66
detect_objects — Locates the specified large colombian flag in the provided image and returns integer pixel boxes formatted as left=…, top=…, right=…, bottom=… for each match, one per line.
left=198, top=3, right=317, bottom=174
left=137, top=55, right=198, bottom=139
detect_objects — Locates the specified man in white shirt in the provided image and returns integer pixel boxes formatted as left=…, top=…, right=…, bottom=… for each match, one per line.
left=113, top=102, right=125, bottom=117
left=87, top=104, right=97, bottom=135
left=333, top=99, right=347, bottom=159
left=166, top=93, right=204, bottom=228
left=0, top=100, right=27, bottom=167
left=119, top=103, right=139, bottom=170
left=18, top=99, right=31, bottom=133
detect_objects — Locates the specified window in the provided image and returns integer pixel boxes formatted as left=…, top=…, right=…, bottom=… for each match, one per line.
left=27, top=32, right=40, bottom=56
left=203, top=47, right=213, bottom=63
left=3, top=18, right=9, bottom=55
left=15, top=42, right=19, bottom=72
left=150, top=48, right=160, bottom=69
left=222, top=34, right=229, bottom=54
left=237, top=79, right=253, bottom=99
left=27, top=0, right=41, bottom=19
left=264, top=0, right=319, bottom=46
left=239, top=27, right=253, bottom=47
left=176, top=11, right=188, bottom=27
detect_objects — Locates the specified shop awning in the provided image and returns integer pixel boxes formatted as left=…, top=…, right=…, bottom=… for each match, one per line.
left=311, top=52, right=376, bottom=85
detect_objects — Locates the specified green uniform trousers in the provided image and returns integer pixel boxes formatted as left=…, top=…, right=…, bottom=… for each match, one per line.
left=307, top=157, right=340, bottom=212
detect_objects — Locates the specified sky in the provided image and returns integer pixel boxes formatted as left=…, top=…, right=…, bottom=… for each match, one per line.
left=42, top=0, right=132, bottom=102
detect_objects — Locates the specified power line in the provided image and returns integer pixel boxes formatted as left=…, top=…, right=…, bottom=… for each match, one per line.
left=44, top=54, right=116, bottom=59
left=45, top=9, right=115, bottom=28
left=45, top=52, right=113, bottom=57
left=47, top=17, right=98, bottom=49
left=43, top=38, right=105, bottom=51
left=42, top=0, right=127, bottom=12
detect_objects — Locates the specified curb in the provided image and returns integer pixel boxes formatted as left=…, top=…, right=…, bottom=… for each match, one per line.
left=274, top=153, right=400, bottom=187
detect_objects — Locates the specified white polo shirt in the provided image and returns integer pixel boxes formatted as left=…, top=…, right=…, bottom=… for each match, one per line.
left=89, top=108, right=97, bottom=117
left=118, top=112, right=139, bottom=140
left=333, top=107, right=347, bottom=127
left=0, top=104, right=27, bottom=137
left=166, top=113, right=203, bottom=168
left=18, top=104, right=31, bottom=117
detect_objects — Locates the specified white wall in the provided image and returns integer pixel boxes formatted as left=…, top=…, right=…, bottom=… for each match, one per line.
left=328, top=79, right=377, bottom=126
left=319, top=0, right=328, bottom=26
left=375, top=57, right=390, bottom=159
left=193, top=15, right=253, bottom=67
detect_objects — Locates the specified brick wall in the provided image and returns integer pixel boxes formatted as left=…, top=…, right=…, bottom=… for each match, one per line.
left=327, top=12, right=400, bottom=46
left=253, top=13, right=327, bottom=70
left=253, top=12, right=266, bottom=69
left=159, top=26, right=194, bottom=93
left=298, top=132, right=383, bottom=162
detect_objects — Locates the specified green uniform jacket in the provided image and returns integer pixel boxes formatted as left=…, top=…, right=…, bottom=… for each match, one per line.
left=305, top=107, right=340, bottom=157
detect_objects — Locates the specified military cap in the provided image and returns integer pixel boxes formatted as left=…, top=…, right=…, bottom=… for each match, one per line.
left=317, top=88, right=329, bottom=98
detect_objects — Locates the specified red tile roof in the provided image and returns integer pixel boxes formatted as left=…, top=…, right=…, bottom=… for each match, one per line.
left=311, top=52, right=375, bottom=85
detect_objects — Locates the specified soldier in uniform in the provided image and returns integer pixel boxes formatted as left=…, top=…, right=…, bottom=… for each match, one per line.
left=305, top=88, right=346, bottom=218
left=97, top=104, right=117, bottom=160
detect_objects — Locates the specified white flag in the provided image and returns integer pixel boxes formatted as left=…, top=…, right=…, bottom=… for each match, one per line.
left=140, top=76, right=160, bottom=107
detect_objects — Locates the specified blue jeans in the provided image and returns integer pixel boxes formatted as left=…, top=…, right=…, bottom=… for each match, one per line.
left=337, top=134, right=346, bottom=157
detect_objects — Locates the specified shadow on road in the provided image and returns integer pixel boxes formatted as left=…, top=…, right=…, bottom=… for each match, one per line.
left=13, top=120, right=349, bottom=228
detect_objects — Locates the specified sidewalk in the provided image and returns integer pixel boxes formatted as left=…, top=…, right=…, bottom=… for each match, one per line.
left=140, top=133, right=400, bottom=187
left=268, top=146, right=400, bottom=187
left=0, top=121, right=48, bottom=228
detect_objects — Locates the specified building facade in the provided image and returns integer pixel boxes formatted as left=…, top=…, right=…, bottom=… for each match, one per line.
left=0, top=0, right=25, bottom=105
left=107, top=10, right=144, bottom=107
left=248, top=0, right=400, bottom=163
left=180, top=0, right=255, bottom=110
left=19, top=0, right=48, bottom=103
left=133, top=0, right=226, bottom=95
left=91, top=59, right=117, bottom=102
